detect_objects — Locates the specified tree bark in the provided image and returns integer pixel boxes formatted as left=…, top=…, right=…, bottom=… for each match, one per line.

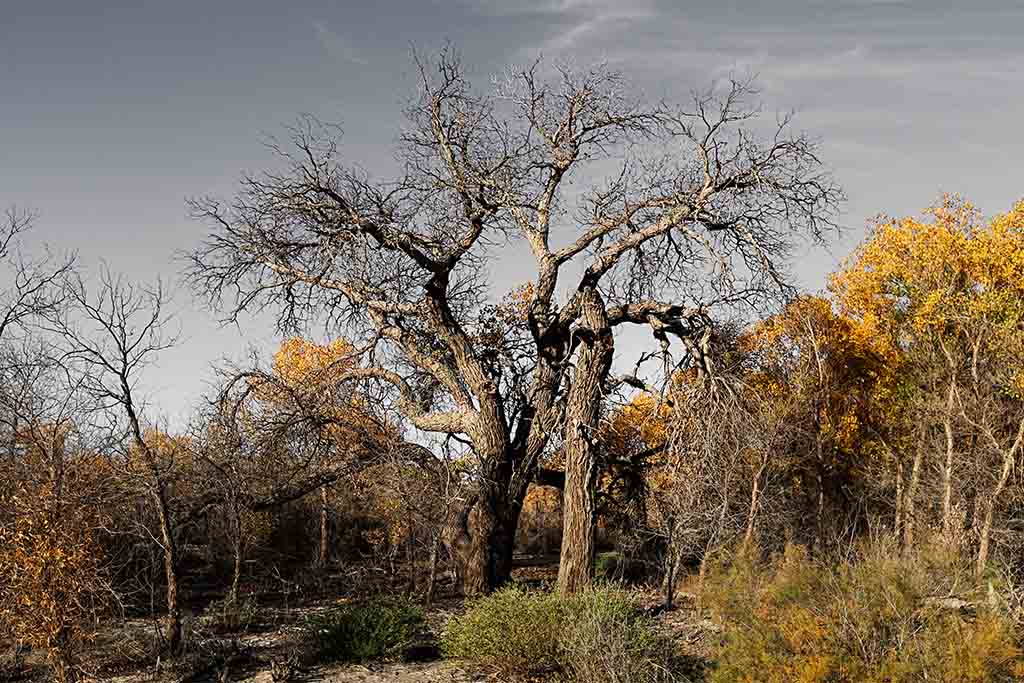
left=744, top=459, right=767, bottom=550
left=903, top=438, right=925, bottom=550
left=448, top=479, right=523, bottom=595
left=424, top=530, right=441, bottom=608
left=814, top=444, right=825, bottom=551
left=662, top=522, right=683, bottom=610
left=976, top=419, right=1024, bottom=577
left=228, top=500, right=243, bottom=604
left=894, top=454, right=904, bottom=542
left=152, top=484, right=182, bottom=655
left=557, top=289, right=614, bottom=595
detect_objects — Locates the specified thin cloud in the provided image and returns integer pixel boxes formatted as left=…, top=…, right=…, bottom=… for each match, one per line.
left=455, top=0, right=654, bottom=16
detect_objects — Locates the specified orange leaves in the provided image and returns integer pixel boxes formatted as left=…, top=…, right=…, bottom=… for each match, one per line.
left=831, top=195, right=1024, bottom=404
left=603, top=393, right=670, bottom=457
left=258, top=336, right=398, bottom=450
left=745, top=294, right=884, bottom=458
left=271, top=337, right=356, bottom=389
left=0, top=472, right=109, bottom=662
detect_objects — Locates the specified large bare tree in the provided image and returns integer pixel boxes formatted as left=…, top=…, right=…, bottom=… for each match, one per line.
left=187, top=48, right=841, bottom=593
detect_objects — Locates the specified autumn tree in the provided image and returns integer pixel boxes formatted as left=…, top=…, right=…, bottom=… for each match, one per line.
left=745, top=294, right=884, bottom=549
left=0, top=210, right=93, bottom=681
left=833, top=196, right=1024, bottom=574
left=209, top=335, right=404, bottom=583
left=187, top=49, right=841, bottom=593
left=0, top=339, right=120, bottom=682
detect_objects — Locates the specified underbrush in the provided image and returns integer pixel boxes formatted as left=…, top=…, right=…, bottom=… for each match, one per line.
left=701, top=541, right=1024, bottom=683
left=304, top=602, right=424, bottom=663
left=442, top=584, right=678, bottom=682
left=203, top=596, right=259, bottom=633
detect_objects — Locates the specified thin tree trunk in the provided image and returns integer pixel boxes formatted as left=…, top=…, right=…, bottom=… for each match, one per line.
left=663, top=541, right=679, bottom=611
left=424, top=531, right=441, bottom=608
left=894, top=454, right=905, bottom=542
left=976, top=419, right=1024, bottom=577
left=977, top=458, right=1012, bottom=578
left=942, top=379, right=957, bottom=539
left=228, top=502, right=242, bottom=604
left=405, top=528, right=416, bottom=597
left=814, top=456, right=825, bottom=550
left=152, top=485, right=182, bottom=655
left=318, top=485, right=329, bottom=568
left=557, top=289, right=614, bottom=595
left=744, top=459, right=767, bottom=549
left=903, top=438, right=925, bottom=550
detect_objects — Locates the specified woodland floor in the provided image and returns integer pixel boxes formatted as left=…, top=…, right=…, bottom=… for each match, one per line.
left=6, top=555, right=712, bottom=682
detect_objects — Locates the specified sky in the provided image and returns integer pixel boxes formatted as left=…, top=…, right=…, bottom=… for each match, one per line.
left=2, top=0, right=1023, bottom=422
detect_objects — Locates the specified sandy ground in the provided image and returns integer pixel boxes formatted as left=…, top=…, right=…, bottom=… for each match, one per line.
left=240, top=661, right=485, bottom=682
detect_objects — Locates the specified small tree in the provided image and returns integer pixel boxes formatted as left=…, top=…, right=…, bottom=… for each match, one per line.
left=45, top=271, right=189, bottom=654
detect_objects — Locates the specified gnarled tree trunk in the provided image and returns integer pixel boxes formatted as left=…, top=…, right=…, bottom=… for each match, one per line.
left=447, top=476, right=525, bottom=595
left=557, top=289, right=614, bottom=595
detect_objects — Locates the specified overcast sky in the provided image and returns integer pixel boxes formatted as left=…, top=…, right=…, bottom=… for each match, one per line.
left=3, top=0, right=1023, bottom=421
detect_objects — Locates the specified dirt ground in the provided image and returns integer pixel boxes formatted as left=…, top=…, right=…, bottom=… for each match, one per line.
left=8, top=557, right=709, bottom=682
left=240, top=661, right=482, bottom=682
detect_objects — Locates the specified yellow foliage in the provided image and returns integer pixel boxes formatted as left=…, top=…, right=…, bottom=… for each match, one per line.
left=0, top=475, right=109, bottom=680
left=702, top=542, right=1024, bottom=683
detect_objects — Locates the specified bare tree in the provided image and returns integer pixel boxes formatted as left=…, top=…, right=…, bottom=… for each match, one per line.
left=44, top=271, right=186, bottom=654
left=187, top=48, right=841, bottom=593
left=0, top=208, right=76, bottom=342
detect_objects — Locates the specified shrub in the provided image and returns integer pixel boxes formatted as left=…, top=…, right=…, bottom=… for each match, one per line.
left=0, top=486, right=110, bottom=683
left=442, top=585, right=564, bottom=677
left=559, top=588, right=677, bottom=683
left=304, top=602, right=424, bottom=663
left=442, top=585, right=677, bottom=681
left=701, top=542, right=1024, bottom=683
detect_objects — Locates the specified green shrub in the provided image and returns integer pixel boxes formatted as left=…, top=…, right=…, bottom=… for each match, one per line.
left=559, top=587, right=677, bottom=683
left=701, top=542, right=1024, bottom=683
left=595, top=552, right=620, bottom=580
left=442, top=584, right=677, bottom=681
left=442, top=585, right=564, bottom=677
left=305, top=602, right=424, bottom=663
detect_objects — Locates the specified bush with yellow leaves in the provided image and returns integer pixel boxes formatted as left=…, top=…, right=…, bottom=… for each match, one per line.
left=0, top=482, right=111, bottom=683
left=701, top=541, right=1024, bottom=683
